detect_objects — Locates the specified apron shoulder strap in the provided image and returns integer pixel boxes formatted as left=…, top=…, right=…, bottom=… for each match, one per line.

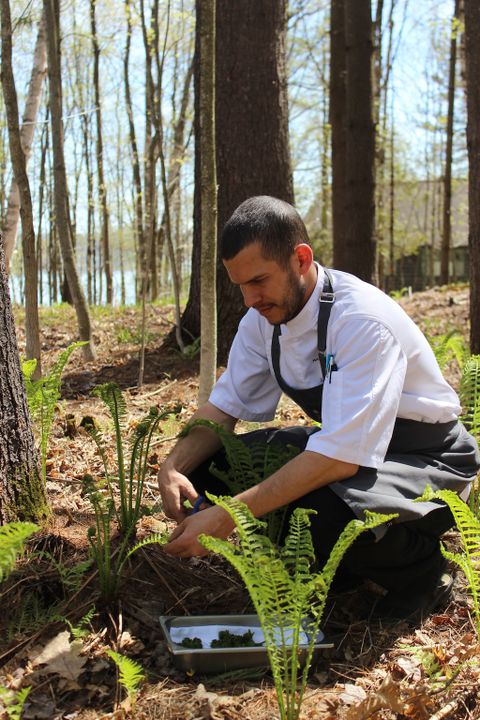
left=317, top=269, right=335, bottom=377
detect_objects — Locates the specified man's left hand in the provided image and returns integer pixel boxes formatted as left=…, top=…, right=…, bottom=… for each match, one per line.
left=163, top=505, right=235, bottom=558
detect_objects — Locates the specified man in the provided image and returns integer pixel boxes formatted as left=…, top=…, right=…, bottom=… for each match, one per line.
left=158, top=195, right=480, bottom=621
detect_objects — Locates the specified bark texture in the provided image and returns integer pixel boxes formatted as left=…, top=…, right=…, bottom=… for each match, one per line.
left=44, top=0, right=95, bottom=360
left=343, top=0, right=376, bottom=282
left=1, top=0, right=42, bottom=376
left=2, top=10, right=47, bottom=271
left=198, top=0, right=217, bottom=404
left=180, top=0, right=293, bottom=363
left=0, top=235, right=47, bottom=524
left=464, top=0, right=480, bottom=352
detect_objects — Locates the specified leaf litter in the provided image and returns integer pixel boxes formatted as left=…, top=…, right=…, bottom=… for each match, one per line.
left=1, top=289, right=479, bottom=719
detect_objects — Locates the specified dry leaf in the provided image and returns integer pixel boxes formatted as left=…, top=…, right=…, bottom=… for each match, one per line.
left=339, top=683, right=367, bottom=705
left=31, top=630, right=87, bottom=687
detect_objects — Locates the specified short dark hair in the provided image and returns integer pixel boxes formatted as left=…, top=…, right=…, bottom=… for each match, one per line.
left=220, top=196, right=310, bottom=267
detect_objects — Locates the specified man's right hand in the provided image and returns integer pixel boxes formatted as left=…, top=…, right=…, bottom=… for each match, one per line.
left=157, top=464, right=200, bottom=523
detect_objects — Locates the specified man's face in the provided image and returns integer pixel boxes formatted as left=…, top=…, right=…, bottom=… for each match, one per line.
left=223, top=242, right=308, bottom=325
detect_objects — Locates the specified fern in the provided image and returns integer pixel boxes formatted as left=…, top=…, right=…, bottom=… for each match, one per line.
left=85, top=384, right=179, bottom=537
left=23, top=341, right=86, bottom=482
left=0, top=522, right=38, bottom=583
left=107, top=650, right=145, bottom=709
left=416, top=486, right=480, bottom=635
left=181, top=420, right=300, bottom=542
left=64, top=607, right=96, bottom=640
left=0, top=686, right=31, bottom=720
left=460, top=355, right=480, bottom=440
left=425, top=329, right=466, bottom=373
left=200, top=494, right=395, bottom=720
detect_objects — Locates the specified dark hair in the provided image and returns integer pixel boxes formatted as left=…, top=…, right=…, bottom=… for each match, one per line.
left=220, top=196, right=310, bottom=268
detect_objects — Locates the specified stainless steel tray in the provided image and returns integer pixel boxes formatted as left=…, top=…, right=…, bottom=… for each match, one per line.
left=159, top=614, right=334, bottom=673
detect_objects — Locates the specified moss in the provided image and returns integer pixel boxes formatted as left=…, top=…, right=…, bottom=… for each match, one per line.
left=2, top=467, right=49, bottom=524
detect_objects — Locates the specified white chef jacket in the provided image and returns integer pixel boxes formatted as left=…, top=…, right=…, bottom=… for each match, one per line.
left=209, top=265, right=461, bottom=469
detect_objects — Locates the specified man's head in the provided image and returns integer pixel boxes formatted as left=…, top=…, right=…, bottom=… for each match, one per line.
left=220, top=195, right=310, bottom=269
left=221, top=196, right=317, bottom=325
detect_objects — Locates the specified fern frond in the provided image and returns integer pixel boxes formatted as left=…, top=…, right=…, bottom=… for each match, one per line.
left=181, top=420, right=261, bottom=490
left=460, top=355, right=480, bottom=439
left=0, top=685, right=31, bottom=720
left=280, top=508, right=316, bottom=583
left=0, top=522, right=39, bottom=583
left=426, top=330, right=466, bottom=373
left=417, top=486, right=480, bottom=633
left=107, top=650, right=145, bottom=703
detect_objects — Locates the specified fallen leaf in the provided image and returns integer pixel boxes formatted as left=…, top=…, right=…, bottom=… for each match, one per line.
left=339, top=683, right=367, bottom=705
left=31, top=630, right=87, bottom=687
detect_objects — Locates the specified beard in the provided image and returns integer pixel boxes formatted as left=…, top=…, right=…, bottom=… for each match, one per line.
left=277, top=269, right=307, bottom=324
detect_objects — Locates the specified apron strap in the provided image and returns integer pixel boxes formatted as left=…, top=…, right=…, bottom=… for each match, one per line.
left=272, top=268, right=335, bottom=381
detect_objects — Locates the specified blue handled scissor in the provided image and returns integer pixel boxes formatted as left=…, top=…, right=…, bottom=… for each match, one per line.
left=191, top=495, right=205, bottom=514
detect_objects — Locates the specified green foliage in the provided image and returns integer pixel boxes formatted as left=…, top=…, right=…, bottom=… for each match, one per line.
left=425, top=329, right=466, bottom=373
left=0, top=522, right=38, bottom=583
left=64, top=607, right=96, bottom=640
left=211, top=629, right=260, bottom=648
left=416, top=486, right=480, bottom=635
left=107, top=650, right=145, bottom=709
left=116, top=327, right=155, bottom=344
left=0, top=686, right=31, bottom=720
left=200, top=495, right=395, bottom=720
left=82, top=472, right=168, bottom=602
left=180, top=420, right=300, bottom=543
left=84, top=383, right=180, bottom=538
left=22, top=342, right=87, bottom=482
left=460, top=355, right=480, bottom=440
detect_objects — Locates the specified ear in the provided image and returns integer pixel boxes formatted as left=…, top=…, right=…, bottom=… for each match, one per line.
left=293, top=244, right=313, bottom=275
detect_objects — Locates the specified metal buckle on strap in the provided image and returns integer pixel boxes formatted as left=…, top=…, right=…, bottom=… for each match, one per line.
left=320, top=291, right=335, bottom=303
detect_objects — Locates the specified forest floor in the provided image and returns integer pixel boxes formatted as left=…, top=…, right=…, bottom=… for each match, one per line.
left=1, top=283, right=479, bottom=720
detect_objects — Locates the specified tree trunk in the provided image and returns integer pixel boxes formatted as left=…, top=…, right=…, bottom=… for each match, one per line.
left=90, top=0, right=112, bottom=304
left=1, top=0, right=42, bottom=378
left=464, top=0, right=480, bottom=353
left=0, top=234, right=48, bottom=524
left=330, top=0, right=347, bottom=269
left=2, top=9, right=47, bottom=272
left=180, top=0, right=293, bottom=363
left=43, top=0, right=95, bottom=361
left=343, top=0, right=376, bottom=282
left=198, top=0, right=217, bottom=404
left=440, top=0, right=460, bottom=285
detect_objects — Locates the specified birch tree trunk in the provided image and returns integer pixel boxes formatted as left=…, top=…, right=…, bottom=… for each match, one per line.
left=43, top=0, right=95, bottom=361
left=1, top=0, right=42, bottom=378
left=198, top=0, right=217, bottom=404
left=2, top=9, right=47, bottom=272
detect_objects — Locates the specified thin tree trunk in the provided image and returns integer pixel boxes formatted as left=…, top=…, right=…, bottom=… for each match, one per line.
left=2, top=9, right=47, bottom=272
left=43, top=0, right=95, bottom=360
left=1, top=0, right=42, bottom=378
left=198, top=0, right=217, bottom=404
left=124, top=0, right=145, bottom=298
left=90, top=0, right=112, bottom=304
left=440, top=0, right=460, bottom=285
left=464, top=0, right=480, bottom=352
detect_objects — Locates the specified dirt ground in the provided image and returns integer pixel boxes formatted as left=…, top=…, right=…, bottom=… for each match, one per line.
left=1, top=283, right=479, bottom=720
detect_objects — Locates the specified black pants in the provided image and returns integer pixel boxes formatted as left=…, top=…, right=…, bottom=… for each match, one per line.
left=189, top=426, right=454, bottom=595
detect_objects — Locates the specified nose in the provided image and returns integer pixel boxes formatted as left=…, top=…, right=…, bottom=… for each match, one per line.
left=240, top=285, right=261, bottom=309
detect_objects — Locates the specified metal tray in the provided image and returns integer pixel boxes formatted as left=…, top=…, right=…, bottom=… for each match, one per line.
left=159, top=614, right=334, bottom=673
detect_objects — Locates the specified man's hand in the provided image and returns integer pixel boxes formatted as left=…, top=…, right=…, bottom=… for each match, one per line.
left=163, top=505, right=235, bottom=558
left=157, top=464, right=200, bottom=523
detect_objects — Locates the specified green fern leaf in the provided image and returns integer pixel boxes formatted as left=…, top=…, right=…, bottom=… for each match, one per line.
left=416, top=486, right=480, bottom=632
left=108, top=650, right=145, bottom=703
left=460, top=355, right=480, bottom=439
left=0, top=522, right=38, bottom=583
